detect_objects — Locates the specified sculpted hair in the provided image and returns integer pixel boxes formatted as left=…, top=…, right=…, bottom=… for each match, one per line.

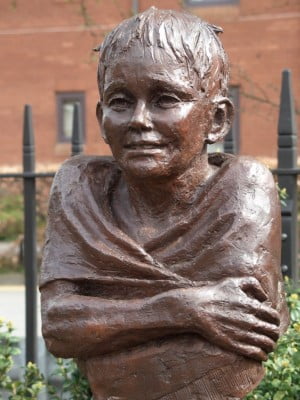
left=95, top=7, right=229, bottom=99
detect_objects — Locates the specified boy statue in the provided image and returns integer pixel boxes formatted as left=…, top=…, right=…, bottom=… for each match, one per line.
left=40, top=8, right=289, bottom=400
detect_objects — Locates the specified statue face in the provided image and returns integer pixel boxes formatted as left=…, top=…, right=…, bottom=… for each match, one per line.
left=98, top=52, right=214, bottom=179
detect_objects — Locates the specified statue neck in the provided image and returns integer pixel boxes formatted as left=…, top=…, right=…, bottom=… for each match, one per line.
left=122, top=154, right=216, bottom=219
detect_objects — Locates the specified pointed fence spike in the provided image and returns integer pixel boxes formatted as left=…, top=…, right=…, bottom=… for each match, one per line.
left=278, top=70, right=297, bottom=170
left=23, top=104, right=35, bottom=172
left=278, top=69, right=297, bottom=137
left=71, top=103, right=83, bottom=156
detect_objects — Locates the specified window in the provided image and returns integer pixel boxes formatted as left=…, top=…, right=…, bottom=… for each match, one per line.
left=208, top=86, right=240, bottom=154
left=186, top=0, right=238, bottom=6
left=56, top=92, right=85, bottom=142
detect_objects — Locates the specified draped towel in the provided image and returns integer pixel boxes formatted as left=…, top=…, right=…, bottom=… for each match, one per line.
left=40, top=153, right=289, bottom=400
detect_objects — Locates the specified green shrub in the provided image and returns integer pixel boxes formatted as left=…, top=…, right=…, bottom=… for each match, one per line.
left=48, top=358, right=92, bottom=400
left=0, top=194, right=23, bottom=241
left=0, top=180, right=51, bottom=273
left=0, top=318, right=91, bottom=400
left=246, top=280, right=300, bottom=400
left=0, top=318, right=47, bottom=399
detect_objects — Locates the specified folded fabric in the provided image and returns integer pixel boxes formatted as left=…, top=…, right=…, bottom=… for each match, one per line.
left=40, top=153, right=289, bottom=399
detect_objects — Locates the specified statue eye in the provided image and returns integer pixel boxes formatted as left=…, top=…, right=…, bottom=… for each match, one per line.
left=109, top=97, right=131, bottom=110
left=155, top=94, right=180, bottom=109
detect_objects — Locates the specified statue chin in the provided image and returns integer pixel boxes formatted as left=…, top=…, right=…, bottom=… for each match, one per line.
left=79, top=334, right=265, bottom=400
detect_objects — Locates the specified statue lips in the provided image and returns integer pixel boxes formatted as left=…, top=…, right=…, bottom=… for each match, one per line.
left=123, top=140, right=170, bottom=156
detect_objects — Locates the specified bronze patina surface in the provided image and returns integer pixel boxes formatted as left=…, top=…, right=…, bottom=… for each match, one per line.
left=40, top=8, right=289, bottom=399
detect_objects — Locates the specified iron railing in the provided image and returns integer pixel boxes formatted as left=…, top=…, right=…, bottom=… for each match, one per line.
left=274, top=70, right=298, bottom=282
left=0, top=104, right=83, bottom=364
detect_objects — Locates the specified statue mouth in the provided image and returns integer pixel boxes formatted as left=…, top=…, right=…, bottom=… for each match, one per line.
left=124, top=142, right=168, bottom=150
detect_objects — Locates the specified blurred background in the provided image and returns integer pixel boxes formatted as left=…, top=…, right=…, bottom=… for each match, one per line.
left=0, top=0, right=299, bottom=396
left=1, top=0, right=299, bottom=168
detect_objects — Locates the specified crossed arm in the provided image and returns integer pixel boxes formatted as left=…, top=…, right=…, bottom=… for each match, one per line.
left=41, top=276, right=280, bottom=361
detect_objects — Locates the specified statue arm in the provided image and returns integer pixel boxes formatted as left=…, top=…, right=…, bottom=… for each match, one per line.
left=41, top=276, right=280, bottom=361
left=41, top=279, right=192, bottom=359
left=190, top=157, right=286, bottom=359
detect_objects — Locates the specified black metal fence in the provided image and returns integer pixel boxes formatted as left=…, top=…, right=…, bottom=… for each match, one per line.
left=275, top=70, right=299, bottom=283
left=0, top=103, right=83, bottom=364
left=0, top=69, right=298, bottom=365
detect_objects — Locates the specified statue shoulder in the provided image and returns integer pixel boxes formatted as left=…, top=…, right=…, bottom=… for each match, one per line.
left=51, top=155, right=118, bottom=194
left=209, top=153, right=275, bottom=190
left=230, top=155, right=276, bottom=192
left=225, top=155, right=280, bottom=223
left=55, top=155, right=116, bottom=179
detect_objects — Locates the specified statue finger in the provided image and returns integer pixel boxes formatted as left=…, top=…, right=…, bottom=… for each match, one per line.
left=251, top=319, right=280, bottom=341
left=219, top=312, right=279, bottom=342
left=254, top=302, right=280, bottom=326
left=238, top=276, right=268, bottom=302
left=236, top=297, right=280, bottom=326
left=223, top=324, right=277, bottom=354
left=222, top=334, right=268, bottom=362
left=239, top=332, right=277, bottom=354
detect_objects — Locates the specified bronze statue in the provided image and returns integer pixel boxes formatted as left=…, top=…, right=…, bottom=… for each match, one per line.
left=40, top=8, right=289, bottom=399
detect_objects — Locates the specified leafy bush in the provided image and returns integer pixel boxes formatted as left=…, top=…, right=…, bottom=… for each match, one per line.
left=0, top=178, right=52, bottom=243
left=246, top=280, right=300, bottom=400
left=0, top=318, right=91, bottom=400
left=0, top=179, right=51, bottom=273
left=48, top=358, right=92, bottom=400
left=0, top=194, right=23, bottom=242
left=0, top=318, right=46, bottom=399
left=0, top=284, right=299, bottom=400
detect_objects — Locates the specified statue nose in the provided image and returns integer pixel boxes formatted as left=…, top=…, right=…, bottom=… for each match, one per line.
left=129, top=101, right=152, bottom=130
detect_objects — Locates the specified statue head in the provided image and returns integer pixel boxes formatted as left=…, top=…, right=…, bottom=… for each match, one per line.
left=95, top=8, right=234, bottom=179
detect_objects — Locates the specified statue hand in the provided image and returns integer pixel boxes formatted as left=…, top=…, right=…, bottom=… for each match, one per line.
left=182, top=277, right=280, bottom=361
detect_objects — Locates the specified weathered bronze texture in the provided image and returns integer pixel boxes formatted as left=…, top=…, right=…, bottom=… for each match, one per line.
left=40, top=8, right=289, bottom=399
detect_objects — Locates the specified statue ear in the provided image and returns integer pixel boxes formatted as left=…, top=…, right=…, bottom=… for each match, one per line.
left=96, top=101, right=108, bottom=144
left=206, top=97, right=234, bottom=144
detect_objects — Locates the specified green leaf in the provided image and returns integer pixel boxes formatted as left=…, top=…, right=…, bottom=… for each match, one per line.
left=273, top=391, right=286, bottom=400
left=290, top=309, right=300, bottom=322
left=292, top=351, right=300, bottom=364
left=271, top=379, right=281, bottom=388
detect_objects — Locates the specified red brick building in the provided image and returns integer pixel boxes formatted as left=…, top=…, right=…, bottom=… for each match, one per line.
left=0, top=0, right=299, bottom=168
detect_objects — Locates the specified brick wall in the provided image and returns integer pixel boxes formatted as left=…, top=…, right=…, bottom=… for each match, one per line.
left=0, top=0, right=299, bottom=166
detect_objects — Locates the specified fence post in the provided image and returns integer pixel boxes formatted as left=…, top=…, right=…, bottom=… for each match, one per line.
left=277, top=69, right=298, bottom=281
left=71, top=103, right=83, bottom=156
left=23, top=104, right=38, bottom=363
